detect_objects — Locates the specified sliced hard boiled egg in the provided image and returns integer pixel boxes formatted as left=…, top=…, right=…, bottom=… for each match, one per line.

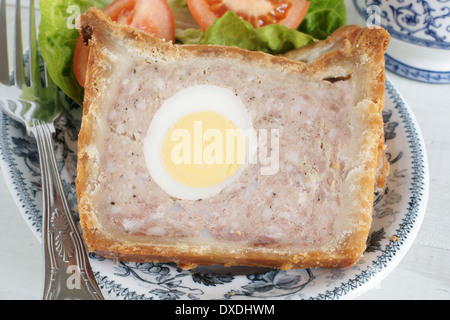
left=143, top=85, right=253, bottom=200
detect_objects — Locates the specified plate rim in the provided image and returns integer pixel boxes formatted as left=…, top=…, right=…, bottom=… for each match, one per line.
left=0, top=77, right=429, bottom=300
left=385, top=54, right=450, bottom=84
left=319, top=78, right=430, bottom=299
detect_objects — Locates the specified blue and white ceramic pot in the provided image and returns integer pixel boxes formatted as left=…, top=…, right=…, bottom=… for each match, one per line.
left=353, top=0, right=450, bottom=84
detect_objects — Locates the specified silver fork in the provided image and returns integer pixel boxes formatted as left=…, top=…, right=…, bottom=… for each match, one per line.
left=0, top=0, right=104, bottom=300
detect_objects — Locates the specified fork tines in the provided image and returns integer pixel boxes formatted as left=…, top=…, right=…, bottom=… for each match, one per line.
left=0, top=0, right=39, bottom=88
left=0, top=0, right=10, bottom=84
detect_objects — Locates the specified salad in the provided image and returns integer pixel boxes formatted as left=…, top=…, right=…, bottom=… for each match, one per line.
left=38, top=0, right=347, bottom=107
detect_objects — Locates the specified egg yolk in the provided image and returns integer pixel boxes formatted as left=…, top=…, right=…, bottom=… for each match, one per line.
left=161, top=111, right=246, bottom=188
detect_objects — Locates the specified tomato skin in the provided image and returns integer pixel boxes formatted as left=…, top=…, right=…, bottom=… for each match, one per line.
left=186, top=0, right=217, bottom=31
left=187, top=0, right=310, bottom=31
left=104, top=0, right=175, bottom=42
left=73, top=37, right=89, bottom=88
left=74, top=0, right=175, bottom=88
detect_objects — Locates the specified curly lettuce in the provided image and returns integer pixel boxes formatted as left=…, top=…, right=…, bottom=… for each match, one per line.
left=298, top=0, right=348, bottom=40
left=198, top=11, right=315, bottom=54
left=38, top=0, right=113, bottom=106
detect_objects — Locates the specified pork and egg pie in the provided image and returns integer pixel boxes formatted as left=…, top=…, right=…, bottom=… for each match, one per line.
left=76, top=8, right=390, bottom=270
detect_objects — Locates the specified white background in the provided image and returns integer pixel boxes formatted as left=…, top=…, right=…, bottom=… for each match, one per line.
left=0, top=0, right=449, bottom=299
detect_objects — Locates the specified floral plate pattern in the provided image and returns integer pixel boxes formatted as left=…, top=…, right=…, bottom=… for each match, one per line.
left=0, top=78, right=429, bottom=300
left=352, top=0, right=450, bottom=83
left=353, top=0, right=450, bottom=49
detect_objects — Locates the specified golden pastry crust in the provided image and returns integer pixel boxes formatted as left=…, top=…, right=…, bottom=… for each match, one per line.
left=76, top=8, right=390, bottom=270
left=283, top=24, right=390, bottom=191
left=283, top=24, right=363, bottom=63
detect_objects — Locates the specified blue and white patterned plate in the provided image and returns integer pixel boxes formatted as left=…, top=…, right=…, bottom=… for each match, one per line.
left=0, top=78, right=429, bottom=300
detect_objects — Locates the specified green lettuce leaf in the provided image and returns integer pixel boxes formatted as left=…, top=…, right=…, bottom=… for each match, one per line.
left=199, top=11, right=315, bottom=54
left=175, top=28, right=204, bottom=44
left=298, top=0, right=347, bottom=40
left=38, top=0, right=113, bottom=106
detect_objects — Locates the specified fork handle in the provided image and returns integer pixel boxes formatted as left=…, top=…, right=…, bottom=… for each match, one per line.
left=33, top=120, right=104, bottom=300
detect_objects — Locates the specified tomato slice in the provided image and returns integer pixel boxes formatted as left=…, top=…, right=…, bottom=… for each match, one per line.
left=73, top=37, right=90, bottom=88
left=104, top=0, right=175, bottom=41
left=187, top=0, right=310, bottom=31
left=74, top=0, right=175, bottom=88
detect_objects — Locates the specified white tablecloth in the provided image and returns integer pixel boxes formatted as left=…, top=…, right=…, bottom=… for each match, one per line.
left=0, top=0, right=449, bottom=300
